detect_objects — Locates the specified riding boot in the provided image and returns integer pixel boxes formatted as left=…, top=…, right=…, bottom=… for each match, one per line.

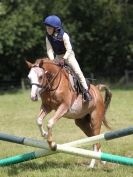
left=83, top=89, right=92, bottom=101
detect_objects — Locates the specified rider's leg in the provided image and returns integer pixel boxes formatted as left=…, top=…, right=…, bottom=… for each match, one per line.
left=65, top=52, right=92, bottom=101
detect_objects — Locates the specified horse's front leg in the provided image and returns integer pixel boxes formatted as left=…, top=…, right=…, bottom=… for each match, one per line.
left=47, top=104, right=68, bottom=150
left=37, top=107, right=48, bottom=138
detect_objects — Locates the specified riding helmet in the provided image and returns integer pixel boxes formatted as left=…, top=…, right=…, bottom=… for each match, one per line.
left=43, top=15, right=62, bottom=29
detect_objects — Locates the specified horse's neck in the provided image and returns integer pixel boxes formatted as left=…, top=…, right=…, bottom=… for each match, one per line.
left=43, top=62, right=59, bottom=73
left=43, top=63, right=63, bottom=92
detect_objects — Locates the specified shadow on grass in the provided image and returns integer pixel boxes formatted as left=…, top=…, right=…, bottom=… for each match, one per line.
left=6, top=160, right=75, bottom=176
left=6, top=160, right=115, bottom=176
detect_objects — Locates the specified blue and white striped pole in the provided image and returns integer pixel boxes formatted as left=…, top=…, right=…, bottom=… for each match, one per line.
left=0, top=127, right=133, bottom=148
left=0, top=144, right=133, bottom=166
left=66, top=126, right=133, bottom=147
left=0, top=127, right=133, bottom=166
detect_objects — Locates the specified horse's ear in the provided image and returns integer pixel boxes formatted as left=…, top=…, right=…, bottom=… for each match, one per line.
left=38, top=59, right=44, bottom=68
left=25, top=60, right=33, bottom=68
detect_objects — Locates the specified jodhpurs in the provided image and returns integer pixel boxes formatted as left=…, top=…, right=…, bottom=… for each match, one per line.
left=55, top=51, right=88, bottom=90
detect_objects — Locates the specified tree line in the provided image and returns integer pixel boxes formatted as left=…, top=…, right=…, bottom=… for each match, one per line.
left=0, top=0, right=133, bottom=84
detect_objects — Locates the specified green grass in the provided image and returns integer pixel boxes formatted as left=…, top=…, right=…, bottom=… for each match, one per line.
left=0, top=89, right=133, bottom=177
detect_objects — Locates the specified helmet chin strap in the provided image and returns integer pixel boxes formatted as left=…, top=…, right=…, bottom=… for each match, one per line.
left=49, top=29, right=59, bottom=37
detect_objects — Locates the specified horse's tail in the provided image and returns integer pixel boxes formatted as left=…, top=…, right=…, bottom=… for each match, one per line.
left=96, top=84, right=112, bottom=129
left=96, top=84, right=112, bottom=111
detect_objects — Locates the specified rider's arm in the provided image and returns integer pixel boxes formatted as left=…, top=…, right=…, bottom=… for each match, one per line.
left=46, top=37, right=54, bottom=60
left=63, top=33, right=73, bottom=60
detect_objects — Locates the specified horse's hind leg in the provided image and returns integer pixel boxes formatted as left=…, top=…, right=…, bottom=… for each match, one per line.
left=75, top=113, right=102, bottom=168
left=89, top=110, right=105, bottom=168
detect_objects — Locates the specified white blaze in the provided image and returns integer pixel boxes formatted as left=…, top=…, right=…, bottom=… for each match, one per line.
left=28, top=69, right=39, bottom=99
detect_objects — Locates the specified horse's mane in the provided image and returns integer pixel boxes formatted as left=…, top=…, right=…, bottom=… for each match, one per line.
left=35, top=57, right=57, bottom=66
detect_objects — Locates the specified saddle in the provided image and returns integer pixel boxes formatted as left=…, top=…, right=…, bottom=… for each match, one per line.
left=63, top=64, right=93, bottom=95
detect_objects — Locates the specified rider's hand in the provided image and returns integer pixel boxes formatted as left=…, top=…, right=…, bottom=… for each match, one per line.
left=59, top=59, right=65, bottom=67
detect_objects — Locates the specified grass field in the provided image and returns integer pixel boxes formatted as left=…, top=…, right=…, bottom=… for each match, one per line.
left=0, top=88, right=133, bottom=177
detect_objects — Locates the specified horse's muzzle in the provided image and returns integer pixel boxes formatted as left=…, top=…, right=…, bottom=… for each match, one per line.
left=31, top=95, right=38, bottom=101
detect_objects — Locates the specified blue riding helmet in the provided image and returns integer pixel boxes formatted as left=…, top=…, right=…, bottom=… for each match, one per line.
left=43, top=15, right=62, bottom=29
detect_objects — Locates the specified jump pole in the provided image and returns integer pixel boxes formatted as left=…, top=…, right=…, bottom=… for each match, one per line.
left=0, top=127, right=133, bottom=149
left=0, top=127, right=133, bottom=166
left=1, top=144, right=133, bottom=166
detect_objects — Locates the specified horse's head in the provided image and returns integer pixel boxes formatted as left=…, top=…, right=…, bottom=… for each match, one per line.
left=26, top=59, right=46, bottom=101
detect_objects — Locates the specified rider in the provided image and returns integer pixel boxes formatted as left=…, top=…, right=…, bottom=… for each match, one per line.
left=43, top=15, right=92, bottom=101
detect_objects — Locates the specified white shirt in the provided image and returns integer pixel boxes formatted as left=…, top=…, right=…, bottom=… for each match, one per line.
left=46, top=32, right=73, bottom=60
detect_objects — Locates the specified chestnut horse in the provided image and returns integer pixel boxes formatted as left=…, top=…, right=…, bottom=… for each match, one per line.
left=26, top=58, right=112, bottom=168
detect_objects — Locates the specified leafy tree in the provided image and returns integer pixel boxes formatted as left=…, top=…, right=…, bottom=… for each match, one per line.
left=65, top=0, right=133, bottom=79
left=0, top=0, right=45, bottom=80
left=0, top=0, right=132, bottom=83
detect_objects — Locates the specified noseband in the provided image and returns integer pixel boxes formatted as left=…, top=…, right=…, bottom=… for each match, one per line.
left=31, top=64, right=63, bottom=93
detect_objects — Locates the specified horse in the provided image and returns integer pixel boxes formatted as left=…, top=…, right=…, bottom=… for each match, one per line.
left=26, top=58, right=112, bottom=168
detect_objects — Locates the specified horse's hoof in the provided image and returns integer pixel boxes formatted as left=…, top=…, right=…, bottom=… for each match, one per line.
left=48, top=141, right=57, bottom=151
left=51, top=142, right=57, bottom=151
left=88, top=165, right=95, bottom=169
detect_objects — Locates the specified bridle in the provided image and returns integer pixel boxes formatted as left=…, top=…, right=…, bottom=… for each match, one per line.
left=31, top=64, right=63, bottom=94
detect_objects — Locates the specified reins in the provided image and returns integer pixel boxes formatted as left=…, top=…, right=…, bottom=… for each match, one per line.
left=41, top=66, right=63, bottom=93
left=31, top=64, right=63, bottom=94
